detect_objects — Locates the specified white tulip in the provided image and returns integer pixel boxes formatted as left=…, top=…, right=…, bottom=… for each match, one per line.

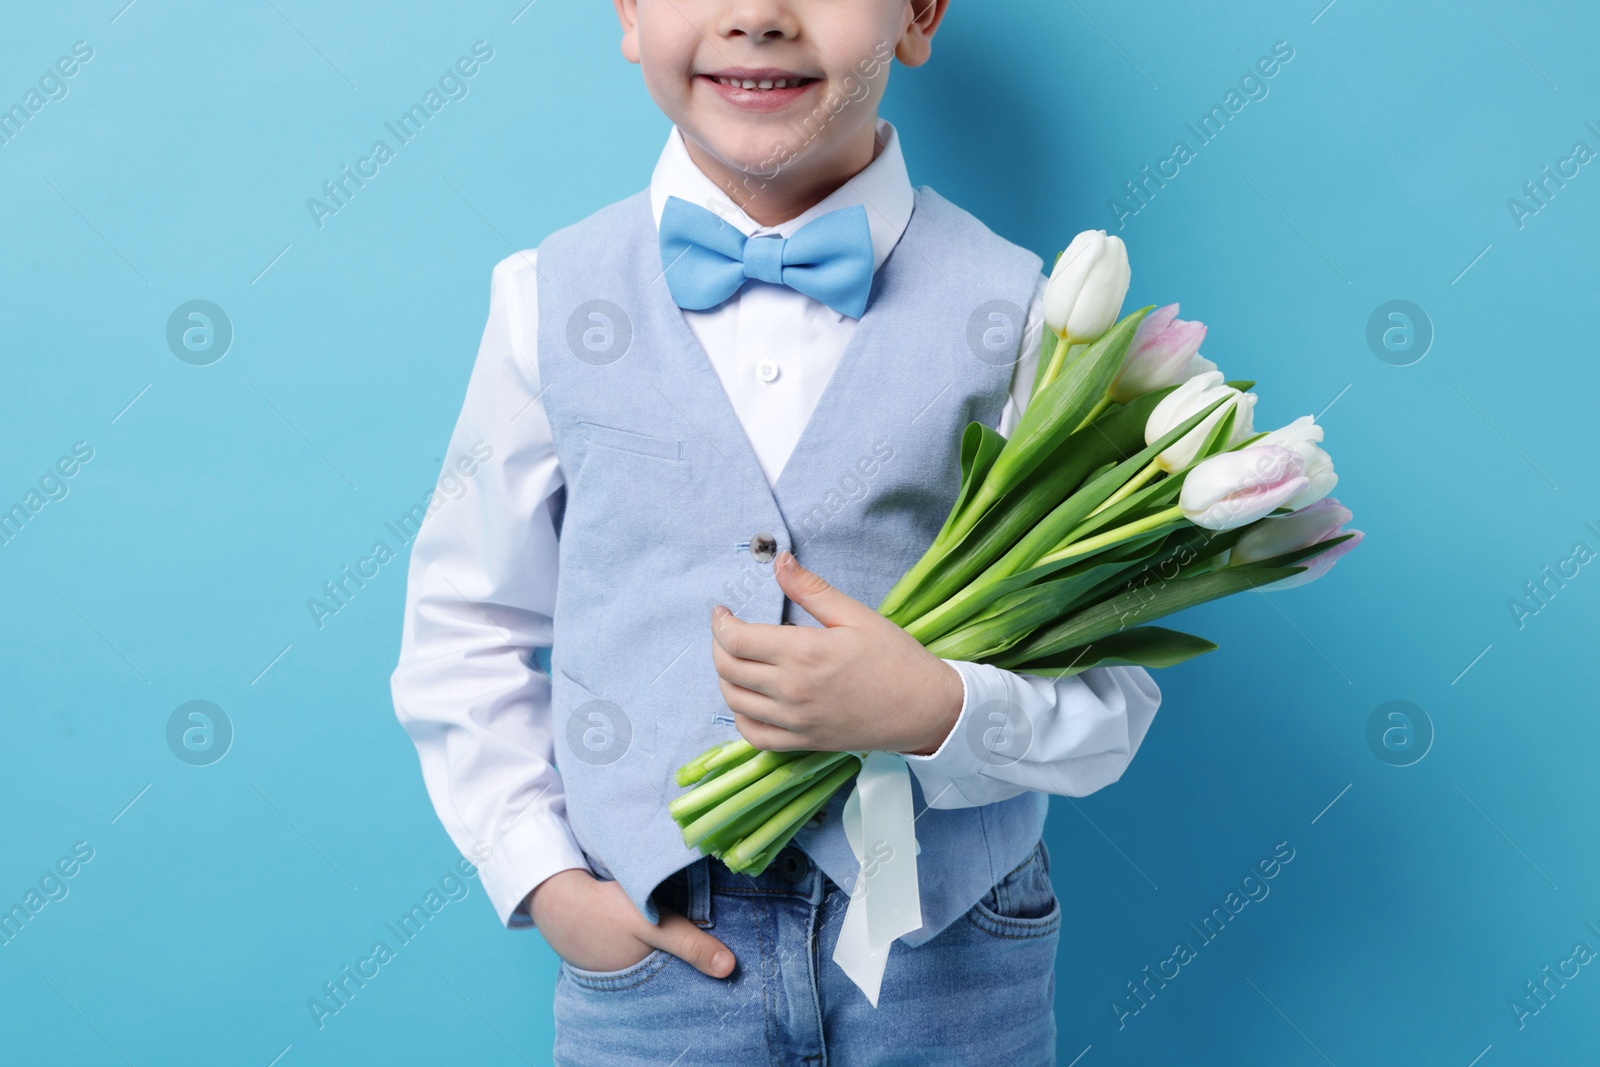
left=1181, top=352, right=1217, bottom=380
left=1043, top=230, right=1131, bottom=343
left=1144, top=371, right=1257, bottom=473
left=1252, top=415, right=1337, bottom=510
left=1180, top=445, right=1309, bottom=531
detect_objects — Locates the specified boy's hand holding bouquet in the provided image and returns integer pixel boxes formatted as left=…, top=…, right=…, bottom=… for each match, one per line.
left=683, top=228, right=1363, bottom=1000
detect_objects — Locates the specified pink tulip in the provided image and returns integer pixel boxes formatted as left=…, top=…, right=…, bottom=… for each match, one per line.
left=1110, top=303, right=1209, bottom=403
left=1179, top=445, right=1309, bottom=531
left=1230, top=497, right=1364, bottom=589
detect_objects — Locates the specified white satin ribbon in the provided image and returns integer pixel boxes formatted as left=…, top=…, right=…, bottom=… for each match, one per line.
left=832, top=750, right=923, bottom=1007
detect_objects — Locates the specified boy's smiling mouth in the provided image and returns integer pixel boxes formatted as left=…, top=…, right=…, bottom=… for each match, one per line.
left=698, top=67, right=820, bottom=111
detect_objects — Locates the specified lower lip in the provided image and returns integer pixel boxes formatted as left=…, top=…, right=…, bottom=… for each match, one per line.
left=698, top=75, right=818, bottom=112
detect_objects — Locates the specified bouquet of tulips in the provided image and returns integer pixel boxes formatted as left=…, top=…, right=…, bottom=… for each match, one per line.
left=670, top=230, right=1363, bottom=877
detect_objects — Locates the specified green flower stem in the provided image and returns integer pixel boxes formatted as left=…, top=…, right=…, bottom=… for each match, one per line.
left=1026, top=328, right=1056, bottom=404
left=1085, top=458, right=1163, bottom=520
left=674, top=738, right=755, bottom=787
left=666, top=748, right=806, bottom=823
left=697, top=737, right=759, bottom=778
left=1036, top=505, right=1186, bottom=569
left=1073, top=394, right=1114, bottom=433
left=1034, top=329, right=1075, bottom=395
left=679, top=749, right=854, bottom=849
left=674, top=747, right=719, bottom=788
left=722, top=756, right=863, bottom=875
left=698, top=770, right=826, bottom=855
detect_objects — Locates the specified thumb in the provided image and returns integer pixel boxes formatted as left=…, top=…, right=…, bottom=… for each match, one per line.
left=648, top=909, right=737, bottom=979
left=773, top=551, right=858, bottom=627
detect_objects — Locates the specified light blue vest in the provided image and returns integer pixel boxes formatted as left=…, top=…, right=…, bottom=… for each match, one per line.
left=536, top=186, right=1047, bottom=946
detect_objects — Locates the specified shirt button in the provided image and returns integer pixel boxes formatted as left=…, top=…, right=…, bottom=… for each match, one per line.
left=748, top=533, right=777, bottom=563
left=756, top=358, right=779, bottom=383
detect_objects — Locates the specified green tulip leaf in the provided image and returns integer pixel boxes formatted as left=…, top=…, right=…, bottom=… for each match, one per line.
left=882, top=386, right=1178, bottom=625
left=1027, top=327, right=1059, bottom=404
left=922, top=535, right=1169, bottom=660
left=938, top=421, right=1009, bottom=544
left=950, top=309, right=1152, bottom=544
left=901, top=397, right=1227, bottom=640
left=989, top=564, right=1306, bottom=667
left=1068, top=525, right=1243, bottom=611
left=1004, top=626, right=1220, bottom=676
left=1194, top=404, right=1238, bottom=462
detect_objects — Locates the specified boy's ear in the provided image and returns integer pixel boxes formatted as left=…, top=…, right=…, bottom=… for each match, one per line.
left=896, top=0, right=952, bottom=68
left=614, top=0, right=642, bottom=64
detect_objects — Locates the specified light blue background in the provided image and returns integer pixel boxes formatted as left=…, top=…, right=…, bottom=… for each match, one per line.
left=3, top=1, right=1595, bottom=1064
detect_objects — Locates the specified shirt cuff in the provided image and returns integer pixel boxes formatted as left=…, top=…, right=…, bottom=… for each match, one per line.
left=899, top=657, right=996, bottom=783
left=474, top=808, right=593, bottom=929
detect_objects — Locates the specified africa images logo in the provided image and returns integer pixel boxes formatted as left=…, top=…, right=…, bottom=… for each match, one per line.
left=305, top=42, right=494, bottom=229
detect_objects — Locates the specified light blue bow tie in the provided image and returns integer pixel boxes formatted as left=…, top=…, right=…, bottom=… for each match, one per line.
left=658, top=196, right=874, bottom=319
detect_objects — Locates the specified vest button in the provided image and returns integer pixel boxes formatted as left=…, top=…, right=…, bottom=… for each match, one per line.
left=756, top=358, right=780, bottom=383
left=749, top=533, right=777, bottom=563
left=776, top=847, right=810, bottom=883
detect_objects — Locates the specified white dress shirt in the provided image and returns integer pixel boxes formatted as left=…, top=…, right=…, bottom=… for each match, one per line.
left=389, top=119, right=1162, bottom=929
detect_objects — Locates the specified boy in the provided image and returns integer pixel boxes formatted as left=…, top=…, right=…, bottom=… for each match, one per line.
left=390, top=1, right=1161, bottom=1062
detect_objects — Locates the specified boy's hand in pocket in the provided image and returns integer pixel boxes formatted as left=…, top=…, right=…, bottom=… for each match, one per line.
left=525, top=869, right=736, bottom=978
left=710, top=551, right=964, bottom=757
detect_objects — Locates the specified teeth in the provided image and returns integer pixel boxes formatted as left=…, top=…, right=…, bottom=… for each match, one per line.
left=712, top=76, right=804, bottom=90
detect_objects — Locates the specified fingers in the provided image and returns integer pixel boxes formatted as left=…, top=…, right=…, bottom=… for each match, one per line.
left=710, top=604, right=787, bottom=665
left=710, top=629, right=786, bottom=698
left=771, top=551, right=858, bottom=628
left=733, top=710, right=807, bottom=751
left=640, top=909, right=737, bottom=979
left=716, top=673, right=787, bottom=729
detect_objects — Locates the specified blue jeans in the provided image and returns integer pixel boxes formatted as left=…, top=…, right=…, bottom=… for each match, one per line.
left=552, top=839, right=1061, bottom=1066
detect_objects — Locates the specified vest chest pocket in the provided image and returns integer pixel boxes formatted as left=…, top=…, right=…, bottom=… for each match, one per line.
left=578, top=420, right=684, bottom=462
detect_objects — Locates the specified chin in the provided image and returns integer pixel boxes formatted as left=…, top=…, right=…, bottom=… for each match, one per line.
left=687, top=122, right=810, bottom=180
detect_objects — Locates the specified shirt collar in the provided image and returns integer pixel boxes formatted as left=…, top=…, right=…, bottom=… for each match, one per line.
left=648, top=117, right=913, bottom=276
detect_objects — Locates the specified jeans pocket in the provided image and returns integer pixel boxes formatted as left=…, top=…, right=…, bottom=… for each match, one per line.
left=968, top=840, right=1061, bottom=940
left=560, top=947, right=671, bottom=992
